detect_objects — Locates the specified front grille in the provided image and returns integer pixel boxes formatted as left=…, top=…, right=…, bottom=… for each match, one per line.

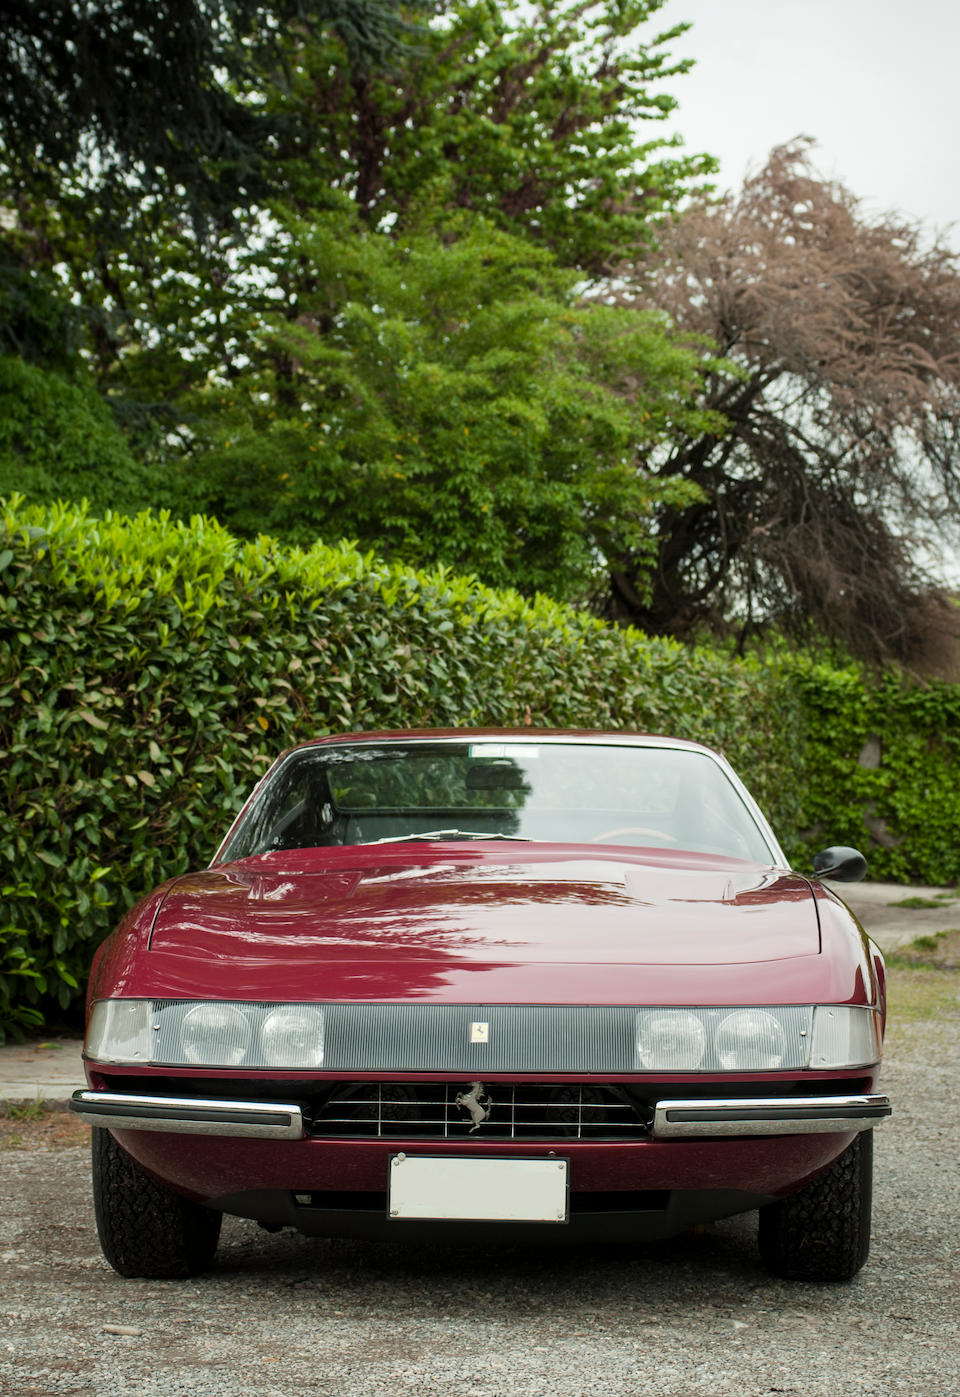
left=325, top=1005, right=643, bottom=1074
left=308, top=1082, right=649, bottom=1141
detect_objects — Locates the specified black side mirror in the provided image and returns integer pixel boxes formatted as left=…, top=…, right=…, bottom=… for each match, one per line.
left=813, top=846, right=867, bottom=883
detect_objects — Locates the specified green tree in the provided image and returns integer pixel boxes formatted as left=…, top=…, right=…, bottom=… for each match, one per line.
left=0, top=2, right=441, bottom=498
left=176, top=209, right=715, bottom=596
left=267, top=0, right=712, bottom=274
left=1, top=0, right=717, bottom=603
left=1, top=1, right=431, bottom=228
left=4, top=0, right=710, bottom=388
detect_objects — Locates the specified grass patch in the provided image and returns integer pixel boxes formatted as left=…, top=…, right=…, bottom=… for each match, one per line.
left=0, top=1107, right=90, bottom=1150
left=886, top=927, right=960, bottom=970
left=910, top=933, right=949, bottom=953
left=885, top=962, right=960, bottom=1023
left=4, top=1100, right=46, bottom=1122
left=887, top=895, right=957, bottom=909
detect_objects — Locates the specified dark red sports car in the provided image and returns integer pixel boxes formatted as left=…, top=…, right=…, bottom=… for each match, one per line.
left=73, top=731, right=890, bottom=1280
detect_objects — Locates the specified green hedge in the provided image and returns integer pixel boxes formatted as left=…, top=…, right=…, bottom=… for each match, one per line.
left=783, top=658, right=960, bottom=886
left=1, top=497, right=958, bottom=1038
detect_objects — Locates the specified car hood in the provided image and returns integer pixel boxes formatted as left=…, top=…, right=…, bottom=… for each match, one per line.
left=139, top=848, right=824, bottom=1003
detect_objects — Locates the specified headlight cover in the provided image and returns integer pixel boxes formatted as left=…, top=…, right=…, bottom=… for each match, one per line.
left=86, top=999, right=325, bottom=1069
left=634, top=1004, right=881, bottom=1072
left=85, top=999, right=882, bottom=1072
left=809, top=1004, right=883, bottom=1069
left=260, top=1005, right=325, bottom=1068
left=636, top=1011, right=707, bottom=1070
left=86, top=998, right=154, bottom=1064
left=716, top=1009, right=787, bottom=1071
left=180, top=1003, right=252, bottom=1066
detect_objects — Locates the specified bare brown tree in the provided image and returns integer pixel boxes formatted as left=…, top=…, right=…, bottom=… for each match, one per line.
left=603, top=139, right=960, bottom=666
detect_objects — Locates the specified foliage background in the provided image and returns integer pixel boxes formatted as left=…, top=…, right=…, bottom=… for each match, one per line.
left=3, top=498, right=959, bottom=1037
left=0, top=0, right=721, bottom=609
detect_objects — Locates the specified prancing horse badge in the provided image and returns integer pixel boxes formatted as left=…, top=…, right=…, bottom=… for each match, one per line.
left=469, top=1022, right=489, bottom=1043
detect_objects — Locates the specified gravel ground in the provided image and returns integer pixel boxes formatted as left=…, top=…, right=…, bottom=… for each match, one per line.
left=2, top=993, right=958, bottom=1397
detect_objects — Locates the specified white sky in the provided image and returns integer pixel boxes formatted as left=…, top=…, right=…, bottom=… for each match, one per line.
left=658, top=0, right=960, bottom=243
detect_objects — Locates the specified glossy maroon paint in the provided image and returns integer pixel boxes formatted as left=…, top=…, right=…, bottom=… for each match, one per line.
left=88, top=844, right=878, bottom=1009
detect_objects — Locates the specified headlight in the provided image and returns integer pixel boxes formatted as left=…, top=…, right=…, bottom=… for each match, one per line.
left=716, top=1010, right=786, bottom=1070
left=260, top=1005, right=324, bottom=1068
left=85, top=999, right=327, bottom=1069
left=181, top=1003, right=252, bottom=1066
left=634, top=1004, right=880, bottom=1072
left=636, top=1011, right=707, bottom=1070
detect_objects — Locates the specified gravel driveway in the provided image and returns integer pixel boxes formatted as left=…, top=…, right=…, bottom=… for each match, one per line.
left=2, top=998, right=958, bottom=1397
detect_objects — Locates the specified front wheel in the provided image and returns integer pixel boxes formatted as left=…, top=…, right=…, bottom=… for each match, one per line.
left=758, top=1131, right=873, bottom=1282
left=92, top=1128, right=222, bottom=1278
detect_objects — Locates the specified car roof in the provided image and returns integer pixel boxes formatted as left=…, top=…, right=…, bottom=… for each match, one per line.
left=275, top=728, right=720, bottom=758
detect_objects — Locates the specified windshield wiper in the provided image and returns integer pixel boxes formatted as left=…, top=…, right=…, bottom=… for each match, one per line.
left=370, top=828, right=532, bottom=844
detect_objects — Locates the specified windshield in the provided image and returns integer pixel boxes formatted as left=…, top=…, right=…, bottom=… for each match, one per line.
left=220, top=741, right=776, bottom=864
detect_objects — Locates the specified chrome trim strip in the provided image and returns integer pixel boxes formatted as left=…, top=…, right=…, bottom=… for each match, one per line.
left=653, top=1093, right=891, bottom=1138
left=70, top=1090, right=305, bottom=1139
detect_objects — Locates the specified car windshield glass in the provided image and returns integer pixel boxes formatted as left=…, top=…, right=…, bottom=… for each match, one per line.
left=220, top=741, right=775, bottom=863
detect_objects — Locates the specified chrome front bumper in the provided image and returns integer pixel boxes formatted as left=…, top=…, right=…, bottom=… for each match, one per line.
left=72, top=1089, right=891, bottom=1141
left=71, top=1090, right=305, bottom=1139
left=652, top=1094, right=891, bottom=1138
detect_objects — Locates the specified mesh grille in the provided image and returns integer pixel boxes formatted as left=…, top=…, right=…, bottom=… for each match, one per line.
left=309, top=1082, right=649, bottom=1141
left=322, top=1004, right=640, bottom=1073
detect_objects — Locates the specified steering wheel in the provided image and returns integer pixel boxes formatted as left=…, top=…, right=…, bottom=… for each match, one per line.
left=590, top=826, right=677, bottom=844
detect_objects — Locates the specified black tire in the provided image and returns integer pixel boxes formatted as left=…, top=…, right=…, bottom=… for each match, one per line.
left=758, top=1131, right=873, bottom=1282
left=92, top=1128, right=222, bottom=1278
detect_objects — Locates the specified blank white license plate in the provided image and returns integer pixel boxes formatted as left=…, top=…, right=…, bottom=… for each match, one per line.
left=388, top=1154, right=569, bottom=1222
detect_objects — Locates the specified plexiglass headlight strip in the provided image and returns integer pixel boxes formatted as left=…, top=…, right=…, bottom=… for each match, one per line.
left=86, top=999, right=325, bottom=1069
left=635, top=1005, right=881, bottom=1072
left=87, top=999, right=881, bottom=1072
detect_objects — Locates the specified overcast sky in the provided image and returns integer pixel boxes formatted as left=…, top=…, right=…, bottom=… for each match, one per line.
left=658, top=0, right=959, bottom=244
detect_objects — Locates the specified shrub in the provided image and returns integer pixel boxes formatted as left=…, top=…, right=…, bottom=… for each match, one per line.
left=784, top=657, right=960, bottom=886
